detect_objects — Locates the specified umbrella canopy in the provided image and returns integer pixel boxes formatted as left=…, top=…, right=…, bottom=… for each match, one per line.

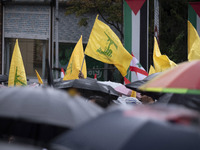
left=99, top=84, right=120, bottom=98
left=0, top=75, right=8, bottom=83
left=54, top=78, right=119, bottom=98
left=98, top=81, right=132, bottom=96
left=0, top=87, right=103, bottom=145
left=139, top=60, right=200, bottom=94
left=158, top=93, right=200, bottom=112
left=0, top=142, right=41, bottom=150
left=52, top=105, right=200, bottom=150
left=125, top=73, right=160, bottom=91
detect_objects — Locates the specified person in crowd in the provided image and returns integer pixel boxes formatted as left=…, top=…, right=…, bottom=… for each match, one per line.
left=139, top=92, right=155, bottom=104
left=88, top=95, right=109, bottom=108
left=78, top=70, right=84, bottom=79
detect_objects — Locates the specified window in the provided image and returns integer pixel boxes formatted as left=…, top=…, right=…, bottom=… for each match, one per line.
left=5, top=38, right=48, bottom=80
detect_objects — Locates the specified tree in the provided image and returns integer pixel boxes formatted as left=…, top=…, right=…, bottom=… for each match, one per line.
left=65, top=0, right=123, bottom=41
left=149, top=0, right=200, bottom=65
left=65, top=0, right=199, bottom=70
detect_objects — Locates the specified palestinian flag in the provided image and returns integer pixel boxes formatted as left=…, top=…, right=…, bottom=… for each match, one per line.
left=189, top=2, right=200, bottom=36
left=124, top=0, right=149, bottom=81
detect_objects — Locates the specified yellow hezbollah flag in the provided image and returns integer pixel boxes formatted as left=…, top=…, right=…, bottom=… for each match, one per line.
left=85, top=15, right=132, bottom=77
left=35, top=70, right=43, bottom=84
left=8, top=39, right=27, bottom=86
left=153, top=37, right=176, bottom=72
left=188, top=21, right=200, bottom=61
left=148, top=65, right=155, bottom=75
left=63, top=36, right=87, bottom=80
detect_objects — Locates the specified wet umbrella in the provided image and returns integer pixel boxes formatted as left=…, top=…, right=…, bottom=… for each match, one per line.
left=125, top=73, right=160, bottom=91
left=54, top=78, right=119, bottom=99
left=0, top=142, right=41, bottom=150
left=0, top=87, right=103, bottom=145
left=139, top=60, right=200, bottom=95
left=52, top=105, right=200, bottom=150
left=125, top=73, right=162, bottom=99
left=99, top=84, right=120, bottom=98
left=0, top=75, right=8, bottom=83
left=98, top=81, right=132, bottom=96
left=158, top=93, right=200, bottom=112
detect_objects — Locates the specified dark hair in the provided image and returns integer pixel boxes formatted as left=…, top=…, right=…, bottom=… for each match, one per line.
left=88, top=96, right=108, bottom=108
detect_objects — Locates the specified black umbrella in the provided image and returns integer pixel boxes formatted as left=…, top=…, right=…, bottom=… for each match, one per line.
left=0, top=142, right=41, bottom=150
left=54, top=78, right=119, bottom=99
left=52, top=105, right=200, bottom=150
left=125, top=73, right=160, bottom=91
left=125, top=73, right=162, bottom=99
left=158, top=93, right=200, bottom=112
left=0, top=75, right=8, bottom=83
left=0, top=87, right=103, bottom=145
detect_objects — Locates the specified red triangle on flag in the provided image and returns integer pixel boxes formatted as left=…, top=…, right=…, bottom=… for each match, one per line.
left=190, top=2, right=200, bottom=18
left=124, top=77, right=131, bottom=85
left=125, top=0, right=146, bottom=15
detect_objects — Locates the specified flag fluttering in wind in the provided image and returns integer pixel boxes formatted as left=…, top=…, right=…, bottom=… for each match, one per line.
left=8, top=39, right=27, bottom=86
left=63, top=36, right=87, bottom=80
left=85, top=15, right=132, bottom=77
left=188, top=21, right=200, bottom=61
left=124, top=0, right=149, bottom=82
left=148, top=65, right=156, bottom=75
left=153, top=37, right=176, bottom=72
left=129, top=54, right=148, bottom=80
left=35, top=70, right=43, bottom=84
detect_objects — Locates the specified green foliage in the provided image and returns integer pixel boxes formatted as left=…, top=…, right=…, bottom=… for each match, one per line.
left=65, top=0, right=123, bottom=40
left=65, top=0, right=199, bottom=65
left=149, top=0, right=199, bottom=65
left=159, top=0, right=188, bottom=63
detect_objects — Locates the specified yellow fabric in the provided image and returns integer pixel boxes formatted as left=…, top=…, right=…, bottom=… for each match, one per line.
left=68, top=88, right=80, bottom=97
left=148, top=65, right=156, bottom=75
left=8, top=39, right=27, bottom=86
left=131, top=90, right=136, bottom=97
left=63, top=36, right=87, bottom=80
left=85, top=15, right=132, bottom=77
left=153, top=37, right=176, bottom=72
left=188, top=21, right=200, bottom=61
left=35, top=70, right=43, bottom=84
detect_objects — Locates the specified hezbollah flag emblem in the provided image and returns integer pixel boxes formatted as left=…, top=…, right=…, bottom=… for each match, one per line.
left=85, top=15, right=132, bottom=77
left=8, top=39, right=27, bottom=86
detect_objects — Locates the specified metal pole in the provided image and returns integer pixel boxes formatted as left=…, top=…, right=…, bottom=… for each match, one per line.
left=147, top=0, right=149, bottom=72
left=2, top=5, right=4, bottom=75
left=55, top=0, right=59, bottom=78
left=52, top=6, right=55, bottom=71
left=154, top=0, right=159, bottom=42
left=6, top=42, right=9, bottom=75
left=42, top=41, right=46, bottom=79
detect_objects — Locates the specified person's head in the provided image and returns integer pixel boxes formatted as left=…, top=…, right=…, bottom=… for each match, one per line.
left=78, top=70, right=84, bottom=79
left=88, top=95, right=108, bottom=108
left=140, top=93, right=155, bottom=104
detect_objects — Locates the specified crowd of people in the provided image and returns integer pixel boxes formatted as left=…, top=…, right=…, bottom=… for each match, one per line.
left=0, top=68, right=199, bottom=150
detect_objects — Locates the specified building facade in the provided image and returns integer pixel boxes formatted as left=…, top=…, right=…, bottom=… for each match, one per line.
left=1, top=0, right=122, bottom=82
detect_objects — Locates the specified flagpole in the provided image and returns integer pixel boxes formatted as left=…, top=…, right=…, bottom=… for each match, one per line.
left=80, top=54, right=85, bottom=72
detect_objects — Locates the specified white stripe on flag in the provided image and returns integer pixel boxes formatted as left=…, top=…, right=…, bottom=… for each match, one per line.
left=131, top=11, right=140, bottom=61
left=131, top=10, right=140, bottom=82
